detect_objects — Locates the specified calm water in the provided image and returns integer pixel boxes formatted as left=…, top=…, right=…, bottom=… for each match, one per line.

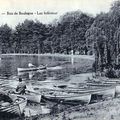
left=0, top=55, right=93, bottom=81
left=0, top=55, right=94, bottom=118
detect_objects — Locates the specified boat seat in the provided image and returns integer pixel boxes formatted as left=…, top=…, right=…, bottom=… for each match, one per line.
left=1, top=102, right=10, bottom=107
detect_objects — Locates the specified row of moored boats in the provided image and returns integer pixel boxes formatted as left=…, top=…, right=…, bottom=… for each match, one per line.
left=0, top=78, right=120, bottom=117
left=1, top=70, right=120, bottom=117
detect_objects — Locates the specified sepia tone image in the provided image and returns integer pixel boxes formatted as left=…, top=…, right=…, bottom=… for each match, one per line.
left=0, top=0, right=120, bottom=120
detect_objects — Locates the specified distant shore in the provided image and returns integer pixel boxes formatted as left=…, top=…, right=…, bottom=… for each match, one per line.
left=1, top=53, right=95, bottom=60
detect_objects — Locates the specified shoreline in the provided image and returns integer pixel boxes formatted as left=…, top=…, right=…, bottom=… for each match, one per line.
left=1, top=53, right=95, bottom=60
left=38, top=97, right=120, bottom=120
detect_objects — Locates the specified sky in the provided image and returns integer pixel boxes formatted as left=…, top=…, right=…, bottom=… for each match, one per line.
left=0, top=0, right=117, bottom=28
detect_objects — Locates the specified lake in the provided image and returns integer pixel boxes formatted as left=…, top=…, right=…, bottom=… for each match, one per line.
left=0, top=54, right=94, bottom=118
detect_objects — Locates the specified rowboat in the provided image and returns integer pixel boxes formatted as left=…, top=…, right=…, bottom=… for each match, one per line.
left=91, top=87, right=115, bottom=101
left=0, top=87, right=41, bottom=103
left=17, top=91, right=41, bottom=103
left=86, top=82, right=112, bottom=87
left=0, top=94, right=27, bottom=117
left=42, top=86, right=116, bottom=103
left=104, top=80, right=120, bottom=83
left=43, top=86, right=115, bottom=95
left=42, top=91, right=91, bottom=105
left=85, top=80, right=120, bottom=98
left=17, top=65, right=46, bottom=72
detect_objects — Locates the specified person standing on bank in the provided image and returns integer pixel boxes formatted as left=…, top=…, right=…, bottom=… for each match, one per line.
left=16, top=78, right=26, bottom=94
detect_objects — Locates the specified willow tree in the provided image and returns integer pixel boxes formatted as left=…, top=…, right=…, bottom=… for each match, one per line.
left=85, top=26, right=107, bottom=72
left=114, top=26, right=120, bottom=65
left=110, top=1, right=120, bottom=65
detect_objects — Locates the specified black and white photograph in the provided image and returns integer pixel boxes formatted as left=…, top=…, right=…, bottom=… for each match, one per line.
left=0, top=0, right=120, bottom=119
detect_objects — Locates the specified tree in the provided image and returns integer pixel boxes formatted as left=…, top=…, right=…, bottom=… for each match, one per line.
left=86, top=26, right=107, bottom=72
left=0, top=24, right=12, bottom=53
left=52, top=11, right=94, bottom=54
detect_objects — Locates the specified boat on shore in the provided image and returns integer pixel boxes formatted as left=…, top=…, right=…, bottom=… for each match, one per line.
left=42, top=91, right=91, bottom=105
left=17, top=91, right=41, bottom=103
left=68, top=85, right=115, bottom=97
left=86, top=79, right=120, bottom=97
left=12, top=91, right=42, bottom=104
left=0, top=86, right=41, bottom=104
left=0, top=94, right=27, bottom=117
left=86, top=82, right=113, bottom=87
left=42, top=86, right=116, bottom=104
left=91, top=87, right=115, bottom=101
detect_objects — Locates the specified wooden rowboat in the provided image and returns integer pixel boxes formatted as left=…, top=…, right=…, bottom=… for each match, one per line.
left=17, top=65, right=46, bottom=72
left=67, top=87, right=115, bottom=100
left=17, top=91, right=41, bottom=103
left=0, top=94, right=27, bottom=117
left=86, top=82, right=112, bottom=87
left=91, top=87, right=115, bottom=101
left=0, top=87, right=41, bottom=104
left=42, top=86, right=115, bottom=104
left=86, top=81, right=120, bottom=97
left=42, top=91, right=91, bottom=105
left=65, top=86, right=115, bottom=102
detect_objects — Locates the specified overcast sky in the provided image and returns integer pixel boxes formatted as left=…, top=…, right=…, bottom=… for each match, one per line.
left=0, top=0, right=116, bottom=28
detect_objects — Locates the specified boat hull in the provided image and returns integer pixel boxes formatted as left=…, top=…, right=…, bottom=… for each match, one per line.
left=91, top=87, right=115, bottom=102
left=0, top=87, right=41, bottom=103
left=17, top=66, right=46, bottom=72
left=12, top=91, right=41, bottom=103
left=87, top=83, right=112, bottom=87
left=0, top=95, right=27, bottom=117
left=22, top=93, right=41, bottom=103
left=42, top=93, right=91, bottom=105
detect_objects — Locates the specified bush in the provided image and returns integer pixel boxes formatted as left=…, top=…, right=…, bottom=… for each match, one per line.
left=105, top=68, right=117, bottom=78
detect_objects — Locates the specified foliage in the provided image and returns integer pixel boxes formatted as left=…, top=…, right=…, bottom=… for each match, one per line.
left=0, top=11, right=94, bottom=54
left=0, top=24, right=12, bottom=53
left=85, top=1, right=120, bottom=73
left=1, top=0, right=120, bottom=77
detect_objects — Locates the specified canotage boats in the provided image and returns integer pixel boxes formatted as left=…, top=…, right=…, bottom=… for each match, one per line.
left=16, top=91, right=41, bottom=103
left=0, top=86, right=41, bottom=104
left=67, top=86, right=116, bottom=100
left=42, top=90, right=91, bottom=105
left=0, top=94, right=27, bottom=117
left=42, top=86, right=116, bottom=105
